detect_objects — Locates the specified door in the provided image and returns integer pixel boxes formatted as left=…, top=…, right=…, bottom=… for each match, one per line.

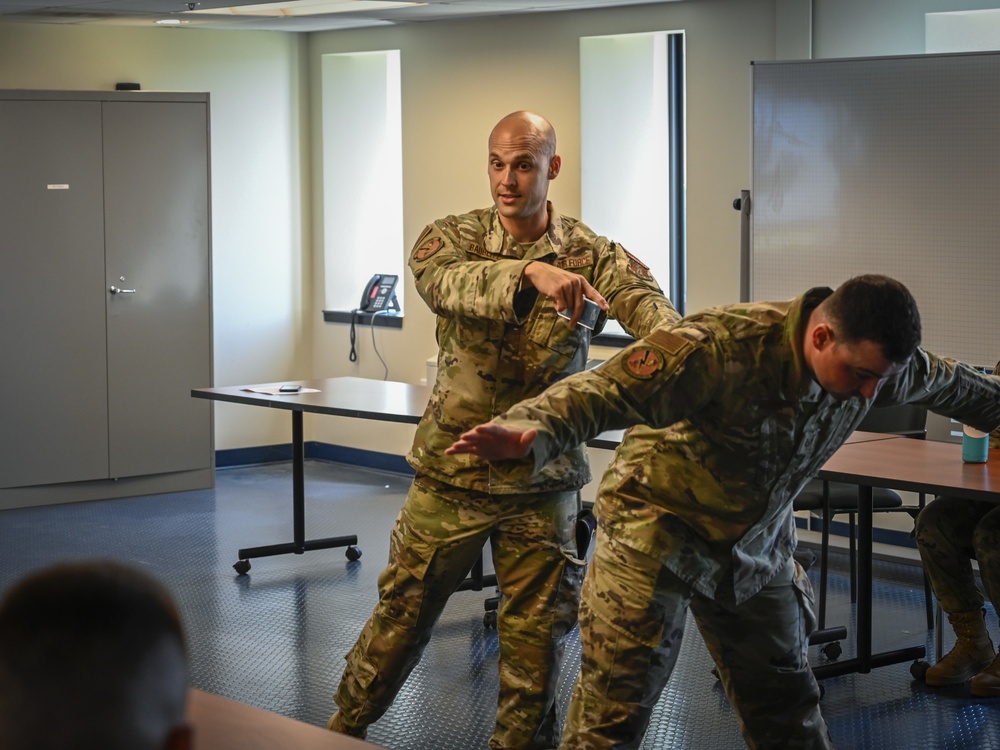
left=0, top=101, right=110, bottom=487
left=103, top=101, right=212, bottom=478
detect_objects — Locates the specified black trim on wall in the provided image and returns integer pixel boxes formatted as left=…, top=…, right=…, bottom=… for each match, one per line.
left=323, top=310, right=403, bottom=328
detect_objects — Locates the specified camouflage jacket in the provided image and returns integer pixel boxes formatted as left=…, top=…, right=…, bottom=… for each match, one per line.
left=493, top=288, right=1000, bottom=603
left=407, top=203, right=679, bottom=494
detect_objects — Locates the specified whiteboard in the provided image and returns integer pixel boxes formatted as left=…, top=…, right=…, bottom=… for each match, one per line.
left=749, top=52, right=1000, bottom=367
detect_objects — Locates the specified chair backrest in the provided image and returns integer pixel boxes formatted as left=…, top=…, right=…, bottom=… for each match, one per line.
left=858, top=403, right=927, bottom=438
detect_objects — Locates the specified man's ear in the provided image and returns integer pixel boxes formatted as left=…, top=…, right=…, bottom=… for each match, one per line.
left=548, top=154, right=561, bottom=180
left=811, top=322, right=835, bottom=351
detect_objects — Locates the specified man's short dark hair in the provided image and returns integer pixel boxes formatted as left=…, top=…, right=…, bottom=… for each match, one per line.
left=824, top=274, right=922, bottom=363
left=0, top=561, right=188, bottom=750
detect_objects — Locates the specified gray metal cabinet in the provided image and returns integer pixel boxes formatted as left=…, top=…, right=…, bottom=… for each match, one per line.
left=0, top=91, right=213, bottom=508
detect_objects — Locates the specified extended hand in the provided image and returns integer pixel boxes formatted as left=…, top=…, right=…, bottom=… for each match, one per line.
left=445, top=423, right=538, bottom=461
left=523, top=262, right=608, bottom=327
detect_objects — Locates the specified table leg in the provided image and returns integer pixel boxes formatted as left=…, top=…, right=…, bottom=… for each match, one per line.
left=858, top=484, right=873, bottom=670
left=233, top=410, right=361, bottom=574
left=812, top=484, right=925, bottom=679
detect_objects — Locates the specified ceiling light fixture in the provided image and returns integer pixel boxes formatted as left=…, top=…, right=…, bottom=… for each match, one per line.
left=185, top=0, right=422, bottom=17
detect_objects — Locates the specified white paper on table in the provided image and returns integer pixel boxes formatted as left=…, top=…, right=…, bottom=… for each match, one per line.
left=240, top=387, right=321, bottom=396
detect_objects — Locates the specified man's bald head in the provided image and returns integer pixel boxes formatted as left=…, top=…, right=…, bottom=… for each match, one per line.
left=489, top=111, right=557, bottom=160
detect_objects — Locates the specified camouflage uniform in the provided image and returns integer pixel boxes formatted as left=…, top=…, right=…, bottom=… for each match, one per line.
left=915, top=358, right=1000, bottom=618
left=491, top=288, right=1000, bottom=749
left=331, top=203, right=678, bottom=749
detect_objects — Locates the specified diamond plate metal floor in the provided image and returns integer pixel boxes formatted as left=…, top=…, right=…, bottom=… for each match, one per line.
left=1, top=459, right=998, bottom=749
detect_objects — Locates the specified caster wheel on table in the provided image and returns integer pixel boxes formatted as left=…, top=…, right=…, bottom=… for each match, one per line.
left=233, top=559, right=251, bottom=575
left=910, top=660, right=931, bottom=681
left=345, top=546, right=362, bottom=562
left=483, top=610, right=498, bottom=629
left=821, top=641, right=842, bottom=661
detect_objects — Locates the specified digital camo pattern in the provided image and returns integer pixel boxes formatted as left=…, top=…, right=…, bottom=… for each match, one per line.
left=495, top=289, right=1000, bottom=605
left=559, top=534, right=831, bottom=749
left=489, top=295, right=1000, bottom=748
left=407, top=203, right=678, bottom=495
left=334, top=477, right=584, bottom=749
left=916, top=497, right=1000, bottom=615
left=333, top=204, right=676, bottom=748
left=916, top=358, right=1000, bottom=617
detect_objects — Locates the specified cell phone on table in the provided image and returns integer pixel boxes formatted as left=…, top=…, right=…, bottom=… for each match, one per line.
left=279, top=384, right=302, bottom=393
left=557, top=298, right=602, bottom=330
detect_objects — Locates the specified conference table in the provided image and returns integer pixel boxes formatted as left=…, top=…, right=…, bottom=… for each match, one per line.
left=192, top=377, right=432, bottom=574
left=189, top=688, right=382, bottom=749
left=813, top=435, right=1000, bottom=679
left=192, top=377, right=621, bottom=576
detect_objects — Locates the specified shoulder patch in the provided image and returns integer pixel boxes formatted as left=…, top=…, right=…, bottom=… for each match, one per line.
left=413, top=236, right=443, bottom=262
left=624, top=347, right=665, bottom=379
left=622, top=248, right=654, bottom=281
left=646, top=328, right=691, bottom=355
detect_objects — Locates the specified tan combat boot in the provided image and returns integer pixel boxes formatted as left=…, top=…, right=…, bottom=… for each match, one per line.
left=971, top=651, right=1000, bottom=697
left=925, top=608, right=996, bottom=687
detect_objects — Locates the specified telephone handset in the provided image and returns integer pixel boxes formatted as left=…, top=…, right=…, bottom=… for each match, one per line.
left=358, top=274, right=399, bottom=313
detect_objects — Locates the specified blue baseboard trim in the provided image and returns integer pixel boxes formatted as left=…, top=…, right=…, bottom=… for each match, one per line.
left=307, top=442, right=414, bottom=475
left=216, top=444, right=293, bottom=467
left=215, top=442, right=414, bottom=476
left=796, top=515, right=917, bottom=550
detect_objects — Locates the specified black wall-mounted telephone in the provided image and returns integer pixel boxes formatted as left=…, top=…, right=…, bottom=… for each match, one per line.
left=358, top=274, right=399, bottom=313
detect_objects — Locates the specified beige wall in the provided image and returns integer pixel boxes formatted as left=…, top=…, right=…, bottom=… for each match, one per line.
left=0, top=0, right=993, bottom=458
left=306, top=0, right=776, bottom=455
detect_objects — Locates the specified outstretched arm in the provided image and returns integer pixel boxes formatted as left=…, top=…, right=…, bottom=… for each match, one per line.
left=445, top=423, right=538, bottom=461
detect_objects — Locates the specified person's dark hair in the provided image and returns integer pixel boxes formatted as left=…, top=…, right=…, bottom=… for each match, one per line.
left=824, top=274, right=921, bottom=363
left=0, top=561, right=188, bottom=750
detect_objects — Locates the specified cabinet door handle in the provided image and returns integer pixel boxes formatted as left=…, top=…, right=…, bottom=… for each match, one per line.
left=109, top=286, right=136, bottom=294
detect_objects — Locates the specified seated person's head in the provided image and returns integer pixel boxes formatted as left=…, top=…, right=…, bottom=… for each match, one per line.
left=0, top=561, right=191, bottom=750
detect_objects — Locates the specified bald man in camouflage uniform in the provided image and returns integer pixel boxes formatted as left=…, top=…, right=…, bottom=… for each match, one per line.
left=449, top=275, right=1000, bottom=749
left=327, top=111, right=679, bottom=749
left=915, top=357, right=1000, bottom=697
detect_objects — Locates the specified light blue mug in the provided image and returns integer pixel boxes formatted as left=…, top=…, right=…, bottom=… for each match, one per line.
left=962, top=425, right=989, bottom=463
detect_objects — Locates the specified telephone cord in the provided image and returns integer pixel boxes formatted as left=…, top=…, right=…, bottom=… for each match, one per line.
left=371, top=310, right=389, bottom=380
left=349, top=309, right=358, bottom=362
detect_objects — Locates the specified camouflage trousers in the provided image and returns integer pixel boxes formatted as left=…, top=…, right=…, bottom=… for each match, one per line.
left=334, top=474, right=586, bottom=750
left=561, top=533, right=832, bottom=750
left=915, top=496, right=1000, bottom=615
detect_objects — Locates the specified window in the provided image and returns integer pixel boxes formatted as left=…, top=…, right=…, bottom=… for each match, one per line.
left=580, top=31, right=686, bottom=339
left=321, top=50, right=404, bottom=318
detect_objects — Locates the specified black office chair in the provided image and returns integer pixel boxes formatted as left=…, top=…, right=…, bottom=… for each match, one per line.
left=794, top=403, right=933, bottom=659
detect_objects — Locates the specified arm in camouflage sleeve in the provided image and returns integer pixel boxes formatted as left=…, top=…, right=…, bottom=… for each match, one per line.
left=872, top=349, right=1000, bottom=434
left=454, top=327, right=721, bottom=474
left=408, top=221, right=536, bottom=324
left=591, top=242, right=681, bottom=339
